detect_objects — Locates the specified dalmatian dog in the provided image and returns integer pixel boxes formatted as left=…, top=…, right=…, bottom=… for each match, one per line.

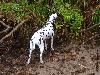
left=27, top=13, right=57, bottom=64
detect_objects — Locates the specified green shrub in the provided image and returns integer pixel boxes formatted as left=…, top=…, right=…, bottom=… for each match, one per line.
left=0, top=0, right=83, bottom=33
left=0, top=0, right=50, bottom=22
left=53, top=0, right=83, bottom=33
left=93, top=9, right=100, bottom=24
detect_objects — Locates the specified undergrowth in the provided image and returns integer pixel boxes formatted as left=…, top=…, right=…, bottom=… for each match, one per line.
left=0, top=0, right=50, bottom=22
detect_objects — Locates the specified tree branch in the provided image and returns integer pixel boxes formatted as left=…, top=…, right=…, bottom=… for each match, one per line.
left=0, top=21, right=10, bottom=28
left=0, top=19, right=29, bottom=43
left=0, top=21, right=11, bottom=33
left=83, top=34, right=100, bottom=44
left=80, top=23, right=100, bottom=33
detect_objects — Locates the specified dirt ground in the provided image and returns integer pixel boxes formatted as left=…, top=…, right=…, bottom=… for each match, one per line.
left=0, top=42, right=100, bottom=75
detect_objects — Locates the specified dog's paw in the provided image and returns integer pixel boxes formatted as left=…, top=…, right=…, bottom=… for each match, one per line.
left=52, top=48, right=54, bottom=50
left=40, top=60, right=44, bottom=64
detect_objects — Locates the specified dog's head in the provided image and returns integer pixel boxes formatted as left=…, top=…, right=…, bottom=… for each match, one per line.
left=48, top=13, right=57, bottom=23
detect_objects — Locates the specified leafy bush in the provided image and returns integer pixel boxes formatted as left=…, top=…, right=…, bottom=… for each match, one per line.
left=0, top=2, right=30, bottom=21
left=0, top=0, right=49, bottom=22
left=53, top=0, right=83, bottom=33
left=93, top=9, right=100, bottom=24
left=0, top=0, right=83, bottom=33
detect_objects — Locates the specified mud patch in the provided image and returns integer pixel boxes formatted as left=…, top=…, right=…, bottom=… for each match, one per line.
left=0, top=44, right=100, bottom=75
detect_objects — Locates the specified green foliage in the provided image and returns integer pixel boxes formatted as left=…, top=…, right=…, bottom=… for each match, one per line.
left=53, top=0, right=83, bottom=33
left=93, top=9, right=100, bottom=24
left=0, top=0, right=50, bottom=22
left=0, top=0, right=83, bottom=33
left=0, top=1, right=31, bottom=21
left=33, top=5, right=49, bottom=16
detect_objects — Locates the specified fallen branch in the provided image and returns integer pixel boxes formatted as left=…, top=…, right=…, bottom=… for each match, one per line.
left=80, top=23, right=100, bottom=33
left=0, top=21, right=10, bottom=28
left=0, top=19, right=28, bottom=43
left=0, top=21, right=11, bottom=33
left=83, top=34, right=100, bottom=44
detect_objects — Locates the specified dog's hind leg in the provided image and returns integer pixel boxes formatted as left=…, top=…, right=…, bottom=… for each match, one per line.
left=44, top=40, right=47, bottom=50
left=40, top=47, right=44, bottom=63
left=39, top=43, right=44, bottom=63
left=27, top=40, right=35, bottom=64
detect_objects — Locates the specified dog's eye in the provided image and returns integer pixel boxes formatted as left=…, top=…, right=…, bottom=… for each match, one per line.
left=53, top=16, right=56, bottom=20
left=50, top=26, right=53, bottom=27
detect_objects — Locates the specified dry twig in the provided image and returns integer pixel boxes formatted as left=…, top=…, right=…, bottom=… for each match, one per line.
left=0, top=21, right=11, bottom=33
left=0, top=19, right=28, bottom=43
left=83, top=34, right=100, bottom=44
left=80, top=23, right=100, bottom=33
